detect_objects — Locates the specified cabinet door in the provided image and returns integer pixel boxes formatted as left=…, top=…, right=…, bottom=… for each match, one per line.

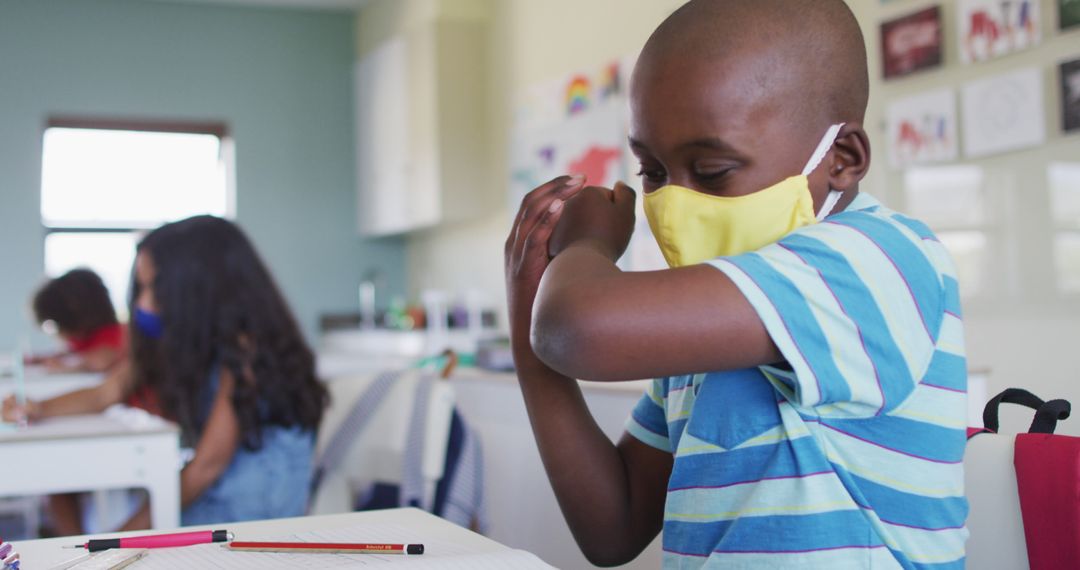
left=355, top=37, right=412, bottom=236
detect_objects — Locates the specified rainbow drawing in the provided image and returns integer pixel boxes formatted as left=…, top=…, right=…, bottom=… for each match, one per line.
left=566, top=75, right=591, bottom=116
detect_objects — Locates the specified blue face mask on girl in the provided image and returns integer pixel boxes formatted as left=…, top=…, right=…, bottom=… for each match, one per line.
left=134, top=306, right=164, bottom=339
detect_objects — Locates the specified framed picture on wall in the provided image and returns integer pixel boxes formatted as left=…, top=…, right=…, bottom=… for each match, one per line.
left=880, top=6, right=943, bottom=79
left=958, top=0, right=1041, bottom=64
left=885, top=88, right=959, bottom=168
left=961, top=67, right=1046, bottom=157
left=1062, top=0, right=1080, bottom=31
left=1062, top=58, right=1080, bottom=133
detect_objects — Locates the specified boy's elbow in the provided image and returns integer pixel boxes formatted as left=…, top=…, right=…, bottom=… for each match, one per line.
left=531, top=303, right=585, bottom=378
left=531, top=291, right=604, bottom=380
left=582, top=546, right=640, bottom=568
left=577, top=532, right=651, bottom=568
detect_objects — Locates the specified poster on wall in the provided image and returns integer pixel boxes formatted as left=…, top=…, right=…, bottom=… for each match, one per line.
left=885, top=88, right=958, bottom=169
left=509, top=57, right=667, bottom=272
left=509, top=61, right=628, bottom=209
left=961, top=67, right=1046, bottom=158
left=880, top=6, right=943, bottom=79
left=958, top=0, right=1041, bottom=64
left=1062, top=58, right=1080, bottom=133
left=1062, top=0, right=1080, bottom=30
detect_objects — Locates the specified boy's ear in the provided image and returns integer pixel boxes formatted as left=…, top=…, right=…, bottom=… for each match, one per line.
left=827, top=123, right=870, bottom=191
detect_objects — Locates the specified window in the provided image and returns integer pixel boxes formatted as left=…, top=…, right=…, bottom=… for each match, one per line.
left=1049, top=162, right=1080, bottom=294
left=41, top=118, right=234, bottom=315
left=903, top=165, right=991, bottom=299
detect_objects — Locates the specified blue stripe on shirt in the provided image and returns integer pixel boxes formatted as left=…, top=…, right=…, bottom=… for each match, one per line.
left=777, top=233, right=916, bottom=411
left=826, top=214, right=944, bottom=342
left=668, top=436, right=834, bottom=490
left=631, top=395, right=668, bottom=436
left=725, top=252, right=852, bottom=405
left=664, top=510, right=884, bottom=556
left=922, top=351, right=967, bottom=392
left=848, top=471, right=968, bottom=530
left=942, top=275, right=962, bottom=317
left=818, top=415, right=966, bottom=464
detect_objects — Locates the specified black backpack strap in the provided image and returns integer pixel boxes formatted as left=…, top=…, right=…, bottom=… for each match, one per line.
left=982, top=388, right=1071, bottom=434
left=1030, top=399, right=1071, bottom=434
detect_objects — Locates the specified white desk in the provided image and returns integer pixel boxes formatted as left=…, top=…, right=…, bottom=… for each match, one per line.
left=18, top=368, right=104, bottom=401
left=14, top=507, right=545, bottom=569
left=0, top=363, right=103, bottom=403
left=0, top=408, right=181, bottom=531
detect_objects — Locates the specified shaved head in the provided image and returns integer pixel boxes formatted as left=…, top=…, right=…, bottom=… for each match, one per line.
left=638, top=0, right=869, bottom=128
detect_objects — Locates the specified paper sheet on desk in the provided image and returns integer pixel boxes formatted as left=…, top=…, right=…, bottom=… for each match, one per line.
left=129, top=522, right=555, bottom=569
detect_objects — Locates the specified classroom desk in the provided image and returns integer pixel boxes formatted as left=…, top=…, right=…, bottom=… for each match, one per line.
left=18, top=367, right=104, bottom=401
left=0, top=407, right=181, bottom=532
left=0, top=362, right=103, bottom=403
left=14, top=507, right=546, bottom=569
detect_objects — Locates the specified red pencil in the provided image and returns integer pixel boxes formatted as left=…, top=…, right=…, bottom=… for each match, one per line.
left=227, top=542, right=425, bottom=555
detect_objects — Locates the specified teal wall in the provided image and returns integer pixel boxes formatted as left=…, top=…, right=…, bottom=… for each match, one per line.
left=0, top=0, right=406, bottom=345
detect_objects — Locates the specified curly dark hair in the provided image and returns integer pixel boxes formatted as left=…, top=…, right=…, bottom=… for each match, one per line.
left=130, top=216, right=327, bottom=449
left=33, top=268, right=118, bottom=337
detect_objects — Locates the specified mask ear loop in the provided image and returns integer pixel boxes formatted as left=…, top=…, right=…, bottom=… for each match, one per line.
left=801, top=123, right=846, bottom=221
left=802, top=123, right=845, bottom=176
left=816, top=188, right=844, bottom=221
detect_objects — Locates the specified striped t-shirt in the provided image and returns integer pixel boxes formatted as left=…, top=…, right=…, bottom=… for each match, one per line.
left=627, top=193, right=968, bottom=569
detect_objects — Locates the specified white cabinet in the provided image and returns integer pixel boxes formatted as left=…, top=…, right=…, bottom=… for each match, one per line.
left=354, top=17, right=489, bottom=237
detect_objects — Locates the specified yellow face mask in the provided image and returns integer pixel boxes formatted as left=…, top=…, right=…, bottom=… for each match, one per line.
left=643, top=124, right=845, bottom=268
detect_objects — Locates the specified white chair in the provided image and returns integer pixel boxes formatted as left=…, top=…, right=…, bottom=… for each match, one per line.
left=309, top=369, right=456, bottom=517
left=964, top=432, right=1030, bottom=569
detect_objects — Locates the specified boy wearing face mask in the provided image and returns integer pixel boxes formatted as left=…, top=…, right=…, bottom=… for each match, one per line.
left=504, top=1, right=968, bottom=569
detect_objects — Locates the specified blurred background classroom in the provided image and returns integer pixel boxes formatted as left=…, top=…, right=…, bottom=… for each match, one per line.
left=0, top=0, right=1078, bottom=569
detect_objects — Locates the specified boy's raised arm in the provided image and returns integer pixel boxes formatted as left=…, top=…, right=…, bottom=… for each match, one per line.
left=506, top=177, right=672, bottom=566
left=533, top=184, right=782, bottom=383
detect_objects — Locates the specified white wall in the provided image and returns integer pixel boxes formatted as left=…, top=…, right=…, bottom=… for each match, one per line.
left=966, top=314, right=1080, bottom=435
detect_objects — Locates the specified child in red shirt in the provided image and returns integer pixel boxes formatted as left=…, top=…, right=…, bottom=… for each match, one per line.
left=28, top=268, right=126, bottom=373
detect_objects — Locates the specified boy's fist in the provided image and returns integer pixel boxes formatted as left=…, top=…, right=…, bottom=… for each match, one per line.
left=548, top=182, right=636, bottom=261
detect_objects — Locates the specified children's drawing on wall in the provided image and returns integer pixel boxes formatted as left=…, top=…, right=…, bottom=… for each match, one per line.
left=510, top=57, right=667, bottom=272
left=1061, top=58, right=1080, bottom=133
left=961, top=67, right=1046, bottom=157
left=510, top=61, right=626, bottom=202
left=959, top=0, right=1041, bottom=64
left=1061, top=0, right=1080, bottom=31
left=885, top=88, right=958, bottom=169
left=880, top=6, right=943, bottom=79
